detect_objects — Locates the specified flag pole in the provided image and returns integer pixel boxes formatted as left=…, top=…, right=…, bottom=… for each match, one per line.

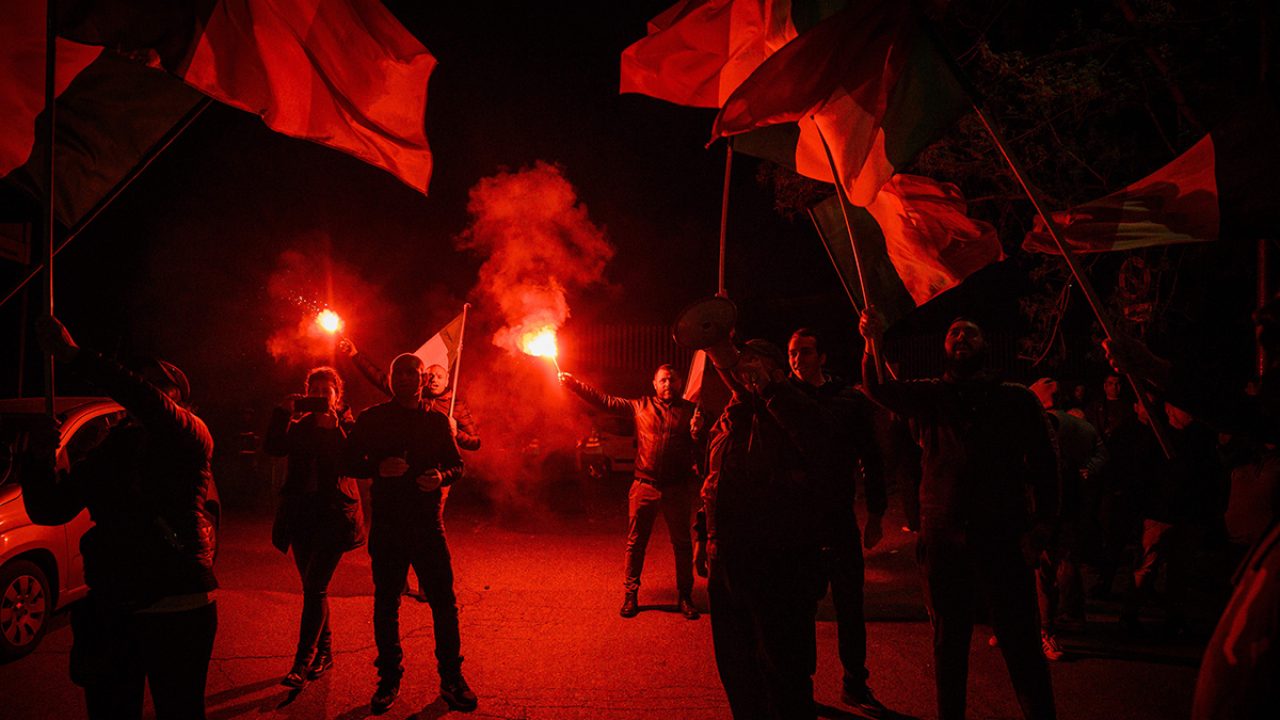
left=42, top=0, right=58, bottom=417
left=717, top=142, right=733, bottom=297
left=811, top=119, right=884, bottom=382
left=968, top=105, right=1171, bottom=457
left=805, top=208, right=863, bottom=314
left=448, top=303, right=471, bottom=419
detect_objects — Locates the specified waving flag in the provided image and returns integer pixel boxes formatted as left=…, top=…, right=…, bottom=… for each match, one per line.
left=414, top=311, right=466, bottom=372
left=713, top=1, right=967, bottom=206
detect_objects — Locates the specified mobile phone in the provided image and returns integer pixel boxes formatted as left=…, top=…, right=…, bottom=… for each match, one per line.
left=295, top=396, right=330, bottom=414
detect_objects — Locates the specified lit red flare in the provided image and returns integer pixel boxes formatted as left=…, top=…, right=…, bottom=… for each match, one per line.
left=316, top=309, right=343, bottom=334
left=520, top=327, right=558, bottom=359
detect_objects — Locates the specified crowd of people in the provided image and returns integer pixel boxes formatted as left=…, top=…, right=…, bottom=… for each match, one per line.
left=15, top=298, right=1279, bottom=719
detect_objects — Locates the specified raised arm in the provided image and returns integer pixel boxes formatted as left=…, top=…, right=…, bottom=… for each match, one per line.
left=340, top=337, right=392, bottom=398
left=559, top=373, right=638, bottom=415
left=857, top=306, right=933, bottom=417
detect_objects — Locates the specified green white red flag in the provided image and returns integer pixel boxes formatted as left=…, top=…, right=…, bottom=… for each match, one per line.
left=414, top=311, right=466, bottom=373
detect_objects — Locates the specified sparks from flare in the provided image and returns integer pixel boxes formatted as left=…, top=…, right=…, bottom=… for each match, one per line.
left=521, top=327, right=561, bottom=373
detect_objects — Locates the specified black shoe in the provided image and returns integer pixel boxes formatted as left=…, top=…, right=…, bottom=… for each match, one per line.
left=308, top=649, right=333, bottom=680
left=371, top=682, right=399, bottom=714
left=620, top=592, right=639, bottom=618
left=678, top=596, right=700, bottom=620
left=281, top=660, right=310, bottom=689
left=441, top=672, right=478, bottom=711
left=841, top=685, right=890, bottom=719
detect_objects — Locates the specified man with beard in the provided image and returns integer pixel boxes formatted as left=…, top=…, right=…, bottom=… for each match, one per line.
left=786, top=328, right=891, bottom=715
left=343, top=353, right=475, bottom=713
left=859, top=309, right=1058, bottom=720
left=702, top=339, right=839, bottom=719
left=560, top=365, right=703, bottom=619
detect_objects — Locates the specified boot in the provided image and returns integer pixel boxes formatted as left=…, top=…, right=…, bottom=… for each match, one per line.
left=282, top=656, right=311, bottom=688
left=619, top=591, right=639, bottom=618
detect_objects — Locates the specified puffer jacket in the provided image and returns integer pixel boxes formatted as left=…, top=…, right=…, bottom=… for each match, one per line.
left=564, top=376, right=700, bottom=484
left=22, top=351, right=217, bottom=609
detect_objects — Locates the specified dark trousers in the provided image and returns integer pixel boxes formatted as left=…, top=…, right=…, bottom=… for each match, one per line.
left=1123, top=518, right=1195, bottom=623
left=292, top=539, right=345, bottom=664
left=72, top=597, right=217, bottom=720
left=821, top=538, right=869, bottom=691
left=625, top=479, right=694, bottom=598
left=369, top=527, right=461, bottom=684
left=1035, top=522, right=1084, bottom=631
left=708, top=548, right=822, bottom=720
left=919, top=529, right=1055, bottom=720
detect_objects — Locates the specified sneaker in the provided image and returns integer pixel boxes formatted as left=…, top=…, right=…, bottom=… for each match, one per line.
left=1041, top=631, right=1065, bottom=661
left=307, top=649, right=333, bottom=680
left=678, top=596, right=701, bottom=620
left=620, top=592, right=639, bottom=618
left=841, top=685, right=890, bottom=718
left=370, top=681, right=399, bottom=715
left=441, top=672, right=478, bottom=711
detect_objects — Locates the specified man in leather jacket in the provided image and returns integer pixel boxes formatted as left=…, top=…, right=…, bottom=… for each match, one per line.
left=24, top=315, right=218, bottom=720
left=560, top=364, right=703, bottom=619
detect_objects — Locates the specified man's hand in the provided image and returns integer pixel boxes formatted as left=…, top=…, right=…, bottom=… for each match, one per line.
left=415, top=469, right=443, bottom=493
left=558, top=372, right=573, bottom=385
left=863, top=513, right=884, bottom=550
left=858, top=306, right=886, bottom=346
left=1102, top=333, right=1171, bottom=387
left=337, top=336, right=357, bottom=357
left=36, top=314, right=79, bottom=364
left=694, top=540, right=708, bottom=577
left=378, top=456, right=409, bottom=478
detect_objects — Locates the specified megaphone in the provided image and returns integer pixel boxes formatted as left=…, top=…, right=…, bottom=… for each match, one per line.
left=673, top=296, right=740, bottom=371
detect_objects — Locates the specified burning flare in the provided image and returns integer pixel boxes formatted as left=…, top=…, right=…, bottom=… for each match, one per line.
left=521, top=327, right=558, bottom=358
left=316, top=309, right=343, bottom=334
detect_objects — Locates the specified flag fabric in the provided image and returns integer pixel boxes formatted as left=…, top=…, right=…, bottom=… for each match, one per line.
left=0, top=0, right=101, bottom=176
left=714, top=1, right=967, bottom=206
left=5, top=52, right=205, bottom=229
left=810, top=174, right=1001, bottom=323
left=61, top=0, right=438, bottom=194
left=683, top=349, right=733, bottom=423
left=619, top=0, right=798, bottom=108
left=1023, top=97, right=1280, bottom=254
left=414, top=311, right=466, bottom=372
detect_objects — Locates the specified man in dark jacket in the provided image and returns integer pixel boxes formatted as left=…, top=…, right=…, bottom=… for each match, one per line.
left=702, top=339, right=839, bottom=720
left=23, top=315, right=218, bottom=720
left=860, top=309, right=1058, bottom=720
left=787, top=328, right=891, bottom=715
left=344, top=353, right=474, bottom=713
left=560, top=364, right=703, bottom=619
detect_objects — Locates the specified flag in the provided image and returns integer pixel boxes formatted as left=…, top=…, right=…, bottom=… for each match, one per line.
left=62, top=0, right=438, bottom=194
left=0, top=0, right=102, bottom=176
left=619, top=0, right=799, bottom=108
left=713, top=1, right=967, bottom=206
left=683, top=349, right=733, bottom=423
left=810, top=174, right=1001, bottom=323
left=414, top=311, right=466, bottom=373
left=5, top=52, right=205, bottom=229
left=1023, top=97, right=1280, bottom=254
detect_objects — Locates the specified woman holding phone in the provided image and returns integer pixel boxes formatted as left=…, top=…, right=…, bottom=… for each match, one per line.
left=264, top=366, right=366, bottom=688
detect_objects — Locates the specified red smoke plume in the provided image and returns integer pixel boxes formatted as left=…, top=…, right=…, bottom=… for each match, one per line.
left=455, top=161, right=613, bottom=354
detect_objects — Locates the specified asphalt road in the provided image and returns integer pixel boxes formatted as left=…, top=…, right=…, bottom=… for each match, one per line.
left=0, top=487, right=1203, bottom=719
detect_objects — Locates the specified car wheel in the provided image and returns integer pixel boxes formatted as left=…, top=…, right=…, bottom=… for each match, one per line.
left=0, top=559, right=51, bottom=661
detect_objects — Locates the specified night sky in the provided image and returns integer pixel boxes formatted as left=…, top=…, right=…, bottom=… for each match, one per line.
left=0, top=1, right=1268, bottom=444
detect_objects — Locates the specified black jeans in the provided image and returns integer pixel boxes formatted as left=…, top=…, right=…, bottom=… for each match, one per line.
left=918, top=528, right=1055, bottom=720
left=369, top=526, right=461, bottom=684
left=72, top=597, right=217, bottom=720
left=708, top=547, right=822, bottom=720
left=624, top=479, right=694, bottom=597
left=292, top=539, right=345, bottom=664
left=821, top=537, right=869, bottom=692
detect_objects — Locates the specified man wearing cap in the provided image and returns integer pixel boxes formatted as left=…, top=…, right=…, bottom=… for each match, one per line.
left=859, top=309, right=1059, bottom=720
left=701, top=338, right=840, bottom=719
left=24, top=315, right=218, bottom=720
left=559, top=364, right=703, bottom=619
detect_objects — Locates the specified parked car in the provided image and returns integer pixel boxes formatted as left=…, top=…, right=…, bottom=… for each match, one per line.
left=0, top=397, right=220, bottom=660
